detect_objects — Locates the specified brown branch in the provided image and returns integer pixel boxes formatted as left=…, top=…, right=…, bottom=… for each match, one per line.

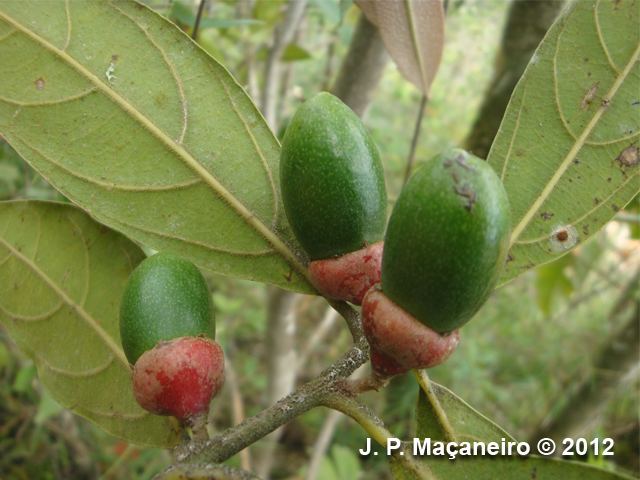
left=331, top=13, right=388, bottom=115
left=173, top=338, right=369, bottom=465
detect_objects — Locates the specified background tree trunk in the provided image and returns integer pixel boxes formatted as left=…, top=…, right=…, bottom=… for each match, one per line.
left=261, top=0, right=308, bottom=130
left=465, top=0, right=564, bottom=158
left=331, top=13, right=388, bottom=116
left=530, top=273, right=640, bottom=443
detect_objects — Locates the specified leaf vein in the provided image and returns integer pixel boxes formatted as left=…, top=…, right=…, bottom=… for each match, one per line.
left=500, top=86, right=527, bottom=181
left=63, top=0, right=71, bottom=51
left=0, top=233, right=129, bottom=366
left=510, top=23, right=640, bottom=244
left=109, top=2, right=188, bottom=144
left=594, top=0, right=621, bottom=74
left=102, top=213, right=276, bottom=257
left=514, top=171, right=640, bottom=245
left=0, top=301, right=64, bottom=322
left=210, top=66, right=279, bottom=228
left=10, top=132, right=202, bottom=192
left=66, top=213, right=91, bottom=309
left=0, top=9, right=311, bottom=287
left=0, top=27, right=15, bottom=42
left=0, top=87, right=97, bottom=107
left=39, top=353, right=115, bottom=378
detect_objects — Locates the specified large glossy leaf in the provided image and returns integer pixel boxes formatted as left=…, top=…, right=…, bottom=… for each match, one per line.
left=0, top=200, right=180, bottom=447
left=393, top=383, right=632, bottom=479
left=356, top=0, right=444, bottom=94
left=0, top=1, right=313, bottom=293
left=488, top=0, right=640, bottom=284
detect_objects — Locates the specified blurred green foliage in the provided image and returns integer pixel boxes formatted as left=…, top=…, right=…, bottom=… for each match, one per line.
left=0, top=0, right=638, bottom=478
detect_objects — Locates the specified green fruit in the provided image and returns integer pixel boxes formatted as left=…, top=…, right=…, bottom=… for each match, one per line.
left=120, top=253, right=214, bottom=364
left=280, top=92, right=387, bottom=260
left=381, top=149, right=511, bottom=333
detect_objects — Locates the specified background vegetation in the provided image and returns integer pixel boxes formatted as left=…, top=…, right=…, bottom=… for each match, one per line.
left=0, top=0, right=638, bottom=479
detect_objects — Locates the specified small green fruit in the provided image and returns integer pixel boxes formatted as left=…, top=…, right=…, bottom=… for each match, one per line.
left=280, top=92, right=387, bottom=261
left=120, top=253, right=214, bottom=364
left=381, top=149, right=511, bottom=333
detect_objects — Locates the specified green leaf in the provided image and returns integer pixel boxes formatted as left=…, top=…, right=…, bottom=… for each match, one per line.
left=332, top=444, right=361, bottom=480
left=170, top=1, right=261, bottom=30
left=0, top=200, right=180, bottom=447
left=401, top=383, right=631, bottom=480
left=282, top=43, right=312, bottom=62
left=535, top=253, right=575, bottom=315
left=488, top=0, right=640, bottom=285
left=34, top=387, right=63, bottom=425
left=0, top=1, right=313, bottom=294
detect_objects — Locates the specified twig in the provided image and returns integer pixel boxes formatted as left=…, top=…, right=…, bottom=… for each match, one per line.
left=322, top=394, right=390, bottom=447
left=174, top=338, right=369, bottom=465
left=414, top=369, right=457, bottom=442
left=99, top=444, right=136, bottom=480
left=328, top=299, right=364, bottom=344
left=403, top=94, right=428, bottom=185
left=261, top=0, right=308, bottom=129
left=298, top=306, right=339, bottom=369
left=322, top=394, right=434, bottom=479
left=191, top=0, right=207, bottom=40
left=225, top=356, right=252, bottom=470
left=305, top=410, right=343, bottom=480
left=157, top=463, right=262, bottom=480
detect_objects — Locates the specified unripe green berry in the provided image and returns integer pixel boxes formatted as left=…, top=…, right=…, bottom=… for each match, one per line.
left=280, top=92, right=387, bottom=261
left=120, top=253, right=214, bottom=364
left=381, top=149, right=511, bottom=333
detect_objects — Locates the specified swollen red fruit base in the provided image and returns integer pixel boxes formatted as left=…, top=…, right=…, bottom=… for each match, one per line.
left=362, top=288, right=460, bottom=377
left=132, top=337, right=224, bottom=421
left=308, top=242, right=383, bottom=305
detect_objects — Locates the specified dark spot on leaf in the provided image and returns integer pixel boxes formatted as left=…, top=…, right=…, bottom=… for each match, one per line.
left=515, top=149, right=525, bottom=157
left=541, top=212, right=554, bottom=220
left=506, top=254, right=514, bottom=263
left=111, top=54, right=119, bottom=62
left=632, top=100, right=640, bottom=106
left=611, top=204, right=620, bottom=212
left=581, top=82, right=599, bottom=110
left=601, top=98, right=610, bottom=107
left=555, top=230, right=569, bottom=242
left=607, top=177, right=612, bottom=182
left=531, top=466, right=537, bottom=479
left=616, top=145, right=639, bottom=167
left=573, top=158, right=580, bottom=165
left=35, top=77, right=45, bottom=90
left=582, top=225, right=590, bottom=235
left=155, top=92, right=168, bottom=108
left=594, top=197, right=600, bottom=205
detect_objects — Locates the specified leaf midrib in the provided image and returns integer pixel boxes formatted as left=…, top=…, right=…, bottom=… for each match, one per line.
left=0, top=8, right=311, bottom=288
left=509, top=28, right=640, bottom=244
